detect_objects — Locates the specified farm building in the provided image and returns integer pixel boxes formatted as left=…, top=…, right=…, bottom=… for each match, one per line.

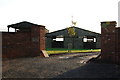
left=46, top=27, right=101, bottom=49
left=2, top=21, right=47, bottom=58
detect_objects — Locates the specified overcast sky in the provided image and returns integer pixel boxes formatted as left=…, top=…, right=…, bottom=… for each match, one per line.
left=0, top=0, right=119, bottom=33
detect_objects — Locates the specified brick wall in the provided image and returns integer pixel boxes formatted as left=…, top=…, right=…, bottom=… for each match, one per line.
left=40, top=27, right=45, bottom=50
left=2, top=32, right=31, bottom=58
left=101, top=21, right=120, bottom=64
left=116, top=28, right=120, bottom=64
left=2, top=26, right=45, bottom=59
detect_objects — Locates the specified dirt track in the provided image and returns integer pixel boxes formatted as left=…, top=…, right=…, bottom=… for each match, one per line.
left=2, top=52, right=120, bottom=78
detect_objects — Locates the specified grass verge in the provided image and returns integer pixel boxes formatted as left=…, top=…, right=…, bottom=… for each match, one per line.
left=46, top=48, right=101, bottom=55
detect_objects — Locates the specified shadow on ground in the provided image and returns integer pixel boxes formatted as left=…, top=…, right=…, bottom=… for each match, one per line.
left=52, top=60, right=120, bottom=78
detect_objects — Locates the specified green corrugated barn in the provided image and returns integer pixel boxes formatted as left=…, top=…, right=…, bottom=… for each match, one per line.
left=46, top=27, right=100, bottom=49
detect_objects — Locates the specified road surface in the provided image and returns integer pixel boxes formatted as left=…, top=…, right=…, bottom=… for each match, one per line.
left=2, top=52, right=120, bottom=78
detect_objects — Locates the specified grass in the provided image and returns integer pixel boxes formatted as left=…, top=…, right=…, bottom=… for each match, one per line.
left=46, top=48, right=101, bottom=55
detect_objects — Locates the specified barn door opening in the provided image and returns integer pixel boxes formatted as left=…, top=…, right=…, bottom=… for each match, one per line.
left=52, top=37, right=64, bottom=48
left=83, top=36, right=96, bottom=49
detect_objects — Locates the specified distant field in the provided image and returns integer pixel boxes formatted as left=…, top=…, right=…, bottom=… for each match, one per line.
left=46, top=48, right=101, bottom=55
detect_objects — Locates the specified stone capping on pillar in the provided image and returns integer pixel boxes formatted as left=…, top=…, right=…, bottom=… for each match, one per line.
left=101, top=21, right=117, bottom=28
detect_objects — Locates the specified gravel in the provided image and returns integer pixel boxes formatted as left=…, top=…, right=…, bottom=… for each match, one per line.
left=2, top=52, right=120, bottom=78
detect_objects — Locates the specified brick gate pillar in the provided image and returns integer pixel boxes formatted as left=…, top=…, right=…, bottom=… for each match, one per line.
left=101, top=21, right=117, bottom=63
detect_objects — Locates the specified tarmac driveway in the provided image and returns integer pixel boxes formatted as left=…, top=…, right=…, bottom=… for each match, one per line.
left=2, top=52, right=120, bottom=78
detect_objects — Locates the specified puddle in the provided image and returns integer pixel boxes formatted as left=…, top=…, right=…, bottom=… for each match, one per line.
left=77, top=60, right=87, bottom=64
left=59, top=57, right=69, bottom=59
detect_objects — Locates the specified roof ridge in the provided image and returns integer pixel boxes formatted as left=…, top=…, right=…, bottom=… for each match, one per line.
left=7, top=21, right=45, bottom=29
left=48, top=26, right=100, bottom=34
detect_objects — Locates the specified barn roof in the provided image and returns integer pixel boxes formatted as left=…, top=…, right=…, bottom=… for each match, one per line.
left=7, top=21, right=45, bottom=29
left=47, top=27, right=100, bottom=35
left=75, top=27, right=100, bottom=35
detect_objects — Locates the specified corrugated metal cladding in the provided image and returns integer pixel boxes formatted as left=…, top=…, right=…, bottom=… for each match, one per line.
left=46, top=27, right=101, bottom=49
